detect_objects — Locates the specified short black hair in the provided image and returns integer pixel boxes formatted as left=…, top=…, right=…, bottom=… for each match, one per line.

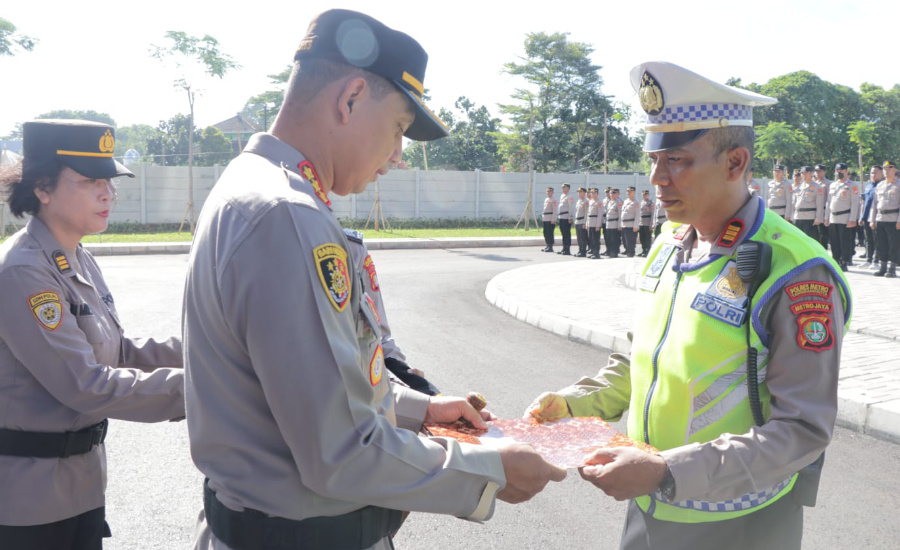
left=708, top=126, right=755, bottom=174
left=287, top=58, right=400, bottom=105
left=0, top=157, right=63, bottom=217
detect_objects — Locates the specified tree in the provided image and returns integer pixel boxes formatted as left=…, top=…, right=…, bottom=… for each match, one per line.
left=754, top=122, right=811, bottom=167
left=497, top=32, right=640, bottom=173
left=114, top=124, right=159, bottom=159
left=240, top=65, right=291, bottom=129
left=859, top=83, right=900, bottom=166
left=0, top=18, right=36, bottom=56
left=742, top=71, right=861, bottom=168
left=847, top=120, right=877, bottom=176
left=403, top=96, right=503, bottom=171
left=151, top=31, right=239, bottom=232
left=196, top=126, right=232, bottom=166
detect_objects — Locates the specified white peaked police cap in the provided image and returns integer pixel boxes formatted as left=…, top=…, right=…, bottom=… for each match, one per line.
left=630, top=61, right=777, bottom=152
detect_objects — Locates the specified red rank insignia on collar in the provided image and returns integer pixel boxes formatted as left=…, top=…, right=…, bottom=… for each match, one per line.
left=298, top=160, right=331, bottom=207
left=716, top=218, right=744, bottom=248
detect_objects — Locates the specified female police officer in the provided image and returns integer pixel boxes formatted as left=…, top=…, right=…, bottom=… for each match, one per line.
left=0, top=120, right=185, bottom=549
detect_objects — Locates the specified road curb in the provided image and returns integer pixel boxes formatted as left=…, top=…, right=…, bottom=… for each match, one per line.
left=83, top=236, right=547, bottom=256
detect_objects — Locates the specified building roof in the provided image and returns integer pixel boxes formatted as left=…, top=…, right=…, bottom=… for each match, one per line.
left=210, top=114, right=261, bottom=134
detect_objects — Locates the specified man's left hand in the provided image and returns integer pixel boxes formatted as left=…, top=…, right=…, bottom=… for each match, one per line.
left=578, top=447, right=668, bottom=501
left=425, top=396, right=494, bottom=428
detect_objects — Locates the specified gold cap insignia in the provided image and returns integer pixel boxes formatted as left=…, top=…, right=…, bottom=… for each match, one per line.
left=639, top=71, right=664, bottom=116
left=99, top=129, right=115, bottom=153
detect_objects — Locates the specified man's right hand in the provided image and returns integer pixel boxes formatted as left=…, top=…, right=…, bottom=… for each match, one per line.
left=524, top=392, right=572, bottom=421
left=496, top=442, right=567, bottom=504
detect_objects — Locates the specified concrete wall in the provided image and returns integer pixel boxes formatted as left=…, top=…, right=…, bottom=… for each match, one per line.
left=1, top=166, right=655, bottom=235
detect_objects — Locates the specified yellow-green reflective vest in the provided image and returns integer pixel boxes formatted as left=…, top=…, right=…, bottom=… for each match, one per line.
left=630, top=206, right=851, bottom=523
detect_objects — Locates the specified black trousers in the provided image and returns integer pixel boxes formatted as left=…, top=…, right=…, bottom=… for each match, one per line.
left=864, top=223, right=876, bottom=261
left=817, top=223, right=829, bottom=250
left=559, top=219, right=572, bottom=253
left=654, top=223, right=663, bottom=239
left=589, top=228, right=601, bottom=256
left=0, top=507, right=111, bottom=550
left=603, top=225, right=612, bottom=253
left=620, top=495, right=803, bottom=550
left=875, top=221, right=900, bottom=264
left=639, top=225, right=652, bottom=253
left=622, top=227, right=638, bottom=256
left=794, top=219, right=818, bottom=241
left=542, top=221, right=555, bottom=248
left=575, top=222, right=587, bottom=254
left=828, top=223, right=854, bottom=265
left=607, top=228, right=621, bottom=257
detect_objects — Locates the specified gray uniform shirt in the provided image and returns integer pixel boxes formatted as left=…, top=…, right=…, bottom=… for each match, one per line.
left=652, top=199, right=667, bottom=227
left=766, top=180, right=793, bottom=219
left=605, top=198, right=623, bottom=229
left=557, top=193, right=572, bottom=221
left=0, top=218, right=184, bottom=525
left=639, top=199, right=653, bottom=227
left=870, top=180, right=900, bottom=224
left=825, top=179, right=860, bottom=224
left=542, top=197, right=557, bottom=223
left=792, top=182, right=825, bottom=222
left=586, top=199, right=600, bottom=229
left=574, top=198, right=587, bottom=225
left=183, top=133, right=505, bottom=539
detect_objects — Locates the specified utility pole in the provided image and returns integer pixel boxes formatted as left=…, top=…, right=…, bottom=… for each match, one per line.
left=603, top=111, right=608, bottom=175
left=422, top=141, right=429, bottom=171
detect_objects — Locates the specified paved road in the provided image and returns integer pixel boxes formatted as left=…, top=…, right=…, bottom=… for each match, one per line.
left=98, top=250, right=899, bottom=549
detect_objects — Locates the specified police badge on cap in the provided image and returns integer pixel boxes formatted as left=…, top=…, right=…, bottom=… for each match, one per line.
left=630, top=62, right=777, bottom=152
left=23, top=120, right=134, bottom=179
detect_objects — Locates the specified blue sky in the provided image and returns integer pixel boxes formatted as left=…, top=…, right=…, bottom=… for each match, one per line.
left=3, top=0, right=897, bottom=137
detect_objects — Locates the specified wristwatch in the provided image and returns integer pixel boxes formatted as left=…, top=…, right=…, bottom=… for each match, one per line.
left=658, top=463, right=676, bottom=501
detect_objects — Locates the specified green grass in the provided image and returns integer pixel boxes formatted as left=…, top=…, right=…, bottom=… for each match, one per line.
left=0, top=226, right=561, bottom=245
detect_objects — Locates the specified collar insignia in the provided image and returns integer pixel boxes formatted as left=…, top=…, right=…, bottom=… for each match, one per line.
left=52, top=250, right=72, bottom=274
left=716, top=218, right=744, bottom=248
left=298, top=161, right=331, bottom=207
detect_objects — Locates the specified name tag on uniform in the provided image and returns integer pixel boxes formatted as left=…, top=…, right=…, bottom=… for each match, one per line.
left=646, top=244, right=676, bottom=279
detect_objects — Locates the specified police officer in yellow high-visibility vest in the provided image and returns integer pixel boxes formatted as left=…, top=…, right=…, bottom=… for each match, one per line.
left=526, top=61, right=850, bottom=550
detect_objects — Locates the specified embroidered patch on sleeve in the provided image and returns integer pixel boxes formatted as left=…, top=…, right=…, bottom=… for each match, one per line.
left=363, top=254, right=380, bottom=291
left=784, top=281, right=833, bottom=301
left=796, top=313, right=835, bottom=352
left=365, top=294, right=382, bottom=323
left=313, top=244, right=352, bottom=312
left=298, top=161, right=331, bottom=207
left=28, top=291, right=63, bottom=331
left=789, top=301, right=834, bottom=315
left=370, top=345, right=384, bottom=386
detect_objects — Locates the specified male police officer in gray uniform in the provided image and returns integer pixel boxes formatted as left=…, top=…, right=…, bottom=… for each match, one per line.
left=870, top=161, right=900, bottom=277
left=824, top=163, right=860, bottom=271
left=557, top=183, right=573, bottom=255
left=574, top=187, right=589, bottom=257
left=767, top=165, right=792, bottom=220
left=621, top=186, right=641, bottom=257
left=639, top=189, right=654, bottom=256
left=792, top=166, right=824, bottom=241
left=183, top=10, right=565, bottom=550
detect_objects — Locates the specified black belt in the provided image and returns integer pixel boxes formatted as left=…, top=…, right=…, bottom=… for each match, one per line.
left=770, top=206, right=785, bottom=211
left=832, top=209, right=850, bottom=216
left=882, top=208, right=900, bottom=214
left=0, top=419, right=108, bottom=458
left=622, top=218, right=634, bottom=223
left=204, top=479, right=403, bottom=550
left=641, top=214, right=652, bottom=218
left=576, top=217, right=585, bottom=222
left=588, top=215, right=597, bottom=218
left=543, top=212, right=553, bottom=215
left=608, top=217, right=619, bottom=221
left=797, top=208, right=817, bottom=212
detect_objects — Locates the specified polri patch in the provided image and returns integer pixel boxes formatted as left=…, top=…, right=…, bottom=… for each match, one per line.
left=313, top=244, right=352, bottom=312
left=796, top=313, right=834, bottom=352
left=370, top=345, right=384, bottom=386
left=716, top=219, right=744, bottom=248
left=690, top=293, right=746, bottom=327
left=29, top=291, right=63, bottom=331
left=784, top=281, right=833, bottom=301
left=363, top=254, right=380, bottom=291
left=298, top=161, right=331, bottom=207
left=52, top=250, right=72, bottom=274
left=706, top=261, right=748, bottom=307
left=789, top=300, right=833, bottom=315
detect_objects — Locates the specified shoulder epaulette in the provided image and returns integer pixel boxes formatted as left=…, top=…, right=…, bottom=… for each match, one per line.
left=342, top=228, right=364, bottom=244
